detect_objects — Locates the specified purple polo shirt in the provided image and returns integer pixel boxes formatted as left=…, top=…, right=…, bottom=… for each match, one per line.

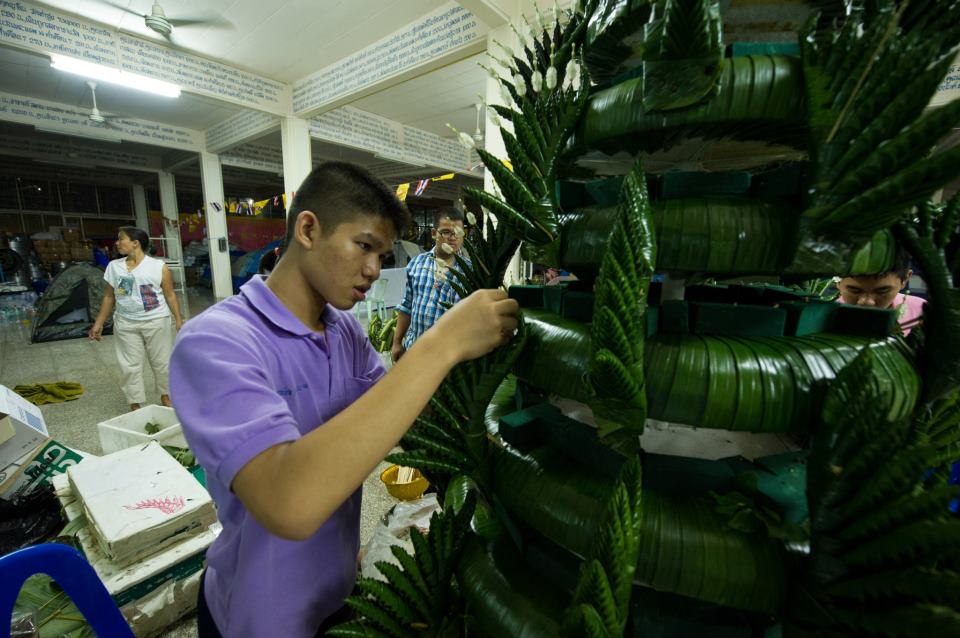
left=170, top=276, right=385, bottom=638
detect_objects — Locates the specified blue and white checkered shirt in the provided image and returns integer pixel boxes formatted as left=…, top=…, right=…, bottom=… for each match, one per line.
left=397, top=248, right=465, bottom=349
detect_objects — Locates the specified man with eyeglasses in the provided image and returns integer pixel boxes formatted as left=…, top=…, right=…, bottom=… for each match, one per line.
left=392, top=208, right=467, bottom=362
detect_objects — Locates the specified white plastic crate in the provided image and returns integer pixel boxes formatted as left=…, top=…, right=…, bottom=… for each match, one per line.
left=97, top=405, right=186, bottom=454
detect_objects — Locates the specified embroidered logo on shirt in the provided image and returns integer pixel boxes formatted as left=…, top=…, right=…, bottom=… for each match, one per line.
left=277, top=383, right=309, bottom=397
left=123, top=496, right=186, bottom=515
left=140, top=284, right=160, bottom=312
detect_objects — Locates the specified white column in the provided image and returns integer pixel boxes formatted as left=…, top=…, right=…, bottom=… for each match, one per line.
left=280, top=116, right=313, bottom=212
left=157, top=172, right=183, bottom=263
left=483, top=22, right=524, bottom=286
left=132, top=184, right=149, bottom=232
left=198, top=151, right=232, bottom=299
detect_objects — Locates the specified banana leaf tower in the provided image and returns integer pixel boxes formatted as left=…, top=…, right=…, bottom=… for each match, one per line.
left=333, top=1, right=960, bottom=636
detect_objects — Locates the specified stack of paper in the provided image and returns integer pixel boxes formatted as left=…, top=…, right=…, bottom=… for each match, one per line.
left=67, top=441, right=217, bottom=566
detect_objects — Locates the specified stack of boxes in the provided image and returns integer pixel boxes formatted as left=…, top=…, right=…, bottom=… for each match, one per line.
left=33, top=228, right=94, bottom=267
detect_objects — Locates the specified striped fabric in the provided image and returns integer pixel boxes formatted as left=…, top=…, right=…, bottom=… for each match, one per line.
left=397, top=248, right=465, bottom=349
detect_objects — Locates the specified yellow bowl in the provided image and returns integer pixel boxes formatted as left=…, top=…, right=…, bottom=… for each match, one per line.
left=380, top=464, right=430, bottom=501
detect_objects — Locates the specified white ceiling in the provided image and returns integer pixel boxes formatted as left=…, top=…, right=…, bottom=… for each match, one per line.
left=35, top=0, right=450, bottom=82
left=0, top=46, right=244, bottom=130
left=353, top=54, right=488, bottom=138
left=2, top=0, right=489, bottom=153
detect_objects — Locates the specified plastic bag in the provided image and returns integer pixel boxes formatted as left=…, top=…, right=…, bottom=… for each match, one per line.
left=360, top=494, right=441, bottom=582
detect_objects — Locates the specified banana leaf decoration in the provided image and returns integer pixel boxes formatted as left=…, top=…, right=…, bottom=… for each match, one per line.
left=563, top=457, right=643, bottom=638
left=800, top=0, right=960, bottom=241
left=589, top=157, right=656, bottom=451
left=490, top=444, right=786, bottom=614
left=894, top=196, right=960, bottom=404
left=792, top=344, right=960, bottom=637
left=584, top=0, right=654, bottom=85
left=571, top=54, right=806, bottom=155
left=328, top=494, right=477, bottom=638
left=457, top=534, right=566, bottom=638
left=387, top=216, right=528, bottom=485
left=464, top=0, right=598, bottom=245
left=561, top=200, right=896, bottom=279
left=641, top=0, right=723, bottom=111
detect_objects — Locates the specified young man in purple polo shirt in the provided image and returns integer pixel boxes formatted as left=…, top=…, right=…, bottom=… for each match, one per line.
left=169, top=162, right=518, bottom=638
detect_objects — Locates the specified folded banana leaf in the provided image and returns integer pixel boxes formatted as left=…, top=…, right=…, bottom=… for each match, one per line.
left=490, top=445, right=786, bottom=614
left=794, top=338, right=960, bottom=637
left=458, top=535, right=565, bottom=638
left=518, top=309, right=881, bottom=432
left=570, top=55, right=805, bottom=155
left=514, top=309, right=594, bottom=405
left=561, top=202, right=897, bottom=280
left=584, top=0, right=654, bottom=85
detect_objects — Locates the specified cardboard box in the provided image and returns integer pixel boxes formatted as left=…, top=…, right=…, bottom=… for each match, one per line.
left=98, top=405, right=186, bottom=454
left=0, top=384, right=49, bottom=470
left=1, top=439, right=83, bottom=500
left=67, top=441, right=216, bottom=566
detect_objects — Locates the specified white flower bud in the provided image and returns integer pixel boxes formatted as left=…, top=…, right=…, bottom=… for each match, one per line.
left=454, top=226, right=466, bottom=238
left=500, top=82, right=513, bottom=106
left=545, top=66, right=557, bottom=90
left=440, top=242, right=455, bottom=255
left=531, top=71, right=543, bottom=93
left=570, top=62, right=581, bottom=87
left=565, top=59, right=577, bottom=80
left=458, top=131, right=476, bottom=150
left=514, top=73, right=527, bottom=97
left=466, top=212, right=477, bottom=226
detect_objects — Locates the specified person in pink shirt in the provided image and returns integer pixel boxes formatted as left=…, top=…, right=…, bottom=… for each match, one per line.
left=836, top=250, right=926, bottom=335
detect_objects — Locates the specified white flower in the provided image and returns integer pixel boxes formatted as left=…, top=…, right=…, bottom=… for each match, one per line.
left=569, top=61, right=581, bottom=87
left=440, top=242, right=455, bottom=255
left=531, top=71, right=543, bottom=93
left=565, top=58, right=577, bottom=80
left=545, top=66, right=557, bottom=90
left=467, top=212, right=477, bottom=225
left=454, top=226, right=466, bottom=238
left=514, top=73, right=527, bottom=97
left=500, top=82, right=513, bottom=106
left=446, top=124, right=476, bottom=149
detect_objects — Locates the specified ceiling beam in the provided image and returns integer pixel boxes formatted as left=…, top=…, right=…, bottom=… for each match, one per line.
left=456, top=0, right=515, bottom=27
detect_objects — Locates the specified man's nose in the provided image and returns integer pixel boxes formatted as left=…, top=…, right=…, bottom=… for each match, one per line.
left=362, top=258, right=380, bottom=280
left=856, top=296, right=877, bottom=307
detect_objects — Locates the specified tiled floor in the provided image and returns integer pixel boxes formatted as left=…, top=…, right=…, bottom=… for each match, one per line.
left=1, top=287, right=399, bottom=637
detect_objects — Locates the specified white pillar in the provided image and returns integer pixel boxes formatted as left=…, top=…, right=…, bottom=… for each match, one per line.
left=132, top=184, right=149, bottom=232
left=157, top=172, right=183, bottom=263
left=198, top=151, right=232, bottom=299
left=483, top=22, right=524, bottom=286
left=280, top=116, right=313, bottom=211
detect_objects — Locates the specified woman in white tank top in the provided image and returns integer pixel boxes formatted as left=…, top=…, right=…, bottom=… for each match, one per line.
left=89, top=227, right=184, bottom=411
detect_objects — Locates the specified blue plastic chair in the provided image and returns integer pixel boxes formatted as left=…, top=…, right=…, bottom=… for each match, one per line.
left=0, top=543, right=135, bottom=637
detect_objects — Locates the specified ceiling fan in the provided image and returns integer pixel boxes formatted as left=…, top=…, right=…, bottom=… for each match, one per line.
left=472, top=102, right=484, bottom=146
left=70, top=81, right=125, bottom=128
left=102, top=1, right=230, bottom=41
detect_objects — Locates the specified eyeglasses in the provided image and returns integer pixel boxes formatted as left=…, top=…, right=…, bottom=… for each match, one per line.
left=437, top=229, right=459, bottom=239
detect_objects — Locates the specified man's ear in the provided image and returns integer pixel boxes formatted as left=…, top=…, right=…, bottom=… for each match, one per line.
left=293, top=211, right=321, bottom=248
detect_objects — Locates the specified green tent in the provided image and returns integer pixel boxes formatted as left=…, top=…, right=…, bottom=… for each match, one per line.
left=31, top=263, right=112, bottom=343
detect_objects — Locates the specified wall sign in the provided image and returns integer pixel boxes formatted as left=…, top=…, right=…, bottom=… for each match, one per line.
left=0, top=131, right=160, bottom=170
left=309, top=106, right=472, bottom=174
left=292, top=2, right=484, bottom=115
left=0, top=90, right=203, bottom=151
left=932, top=54, right=960, bottom=109
left=221, top=142, right=283, bottom=174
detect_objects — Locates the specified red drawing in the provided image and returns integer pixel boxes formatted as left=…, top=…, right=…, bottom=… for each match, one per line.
left=123, top=496, right=186, bottom=515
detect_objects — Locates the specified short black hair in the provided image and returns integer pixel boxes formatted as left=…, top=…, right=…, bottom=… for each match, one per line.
left=861, top=246, right=911, bottom=280
left=119, top=226, right=150, bottom=252
left=434, top=207, right=465, bottom=227
left=285, top=162, right=410, bottom=245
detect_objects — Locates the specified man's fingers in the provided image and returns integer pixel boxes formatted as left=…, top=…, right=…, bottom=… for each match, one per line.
left=493, top=297, right=519, bottom=316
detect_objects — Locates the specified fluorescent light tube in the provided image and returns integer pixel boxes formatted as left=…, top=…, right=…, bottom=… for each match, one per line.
left=50, top=54, right=181, bottom=98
